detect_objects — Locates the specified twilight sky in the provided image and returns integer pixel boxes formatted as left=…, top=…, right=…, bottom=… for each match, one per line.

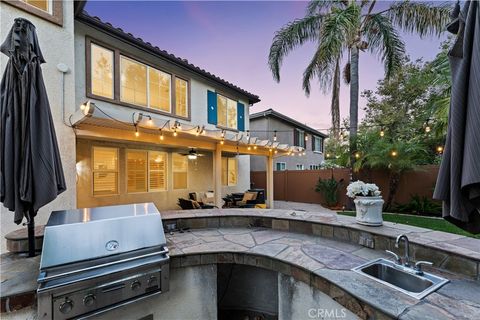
left=85, top=0, right=449, bottom=133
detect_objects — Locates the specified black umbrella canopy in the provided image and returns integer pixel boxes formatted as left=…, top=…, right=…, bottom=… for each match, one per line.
left=434, top=1, right=480, bottom=234
left=0, top=18, right=66, bottom=226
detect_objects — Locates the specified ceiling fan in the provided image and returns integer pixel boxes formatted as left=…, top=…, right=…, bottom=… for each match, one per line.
left=179, top=148, right=205, bottom=160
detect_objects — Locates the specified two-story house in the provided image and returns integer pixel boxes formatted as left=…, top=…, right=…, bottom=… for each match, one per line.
left=1, top=0, right=305, bottom=249
left=250, top=109, right=327, bottom=171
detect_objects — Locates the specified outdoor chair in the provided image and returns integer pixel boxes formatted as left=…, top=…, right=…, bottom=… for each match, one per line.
left=237, top=189, right=266, bottom=208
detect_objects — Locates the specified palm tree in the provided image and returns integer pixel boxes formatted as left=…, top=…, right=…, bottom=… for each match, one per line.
left=269, top=0, right=451, bottom=166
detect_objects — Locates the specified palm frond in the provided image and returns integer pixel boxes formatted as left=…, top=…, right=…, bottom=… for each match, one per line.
left=302, top=5, right=360, bottom=94
left=363, top=14, right=406, bottom=79
left=268, top=15, right=323, bottom=82
left=386, top=1, right=452, bottom=37
left=306, top=0, right=347, bottom=15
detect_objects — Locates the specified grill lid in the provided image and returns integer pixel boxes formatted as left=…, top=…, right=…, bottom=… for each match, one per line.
left=40, top=203, right=167, bottom=270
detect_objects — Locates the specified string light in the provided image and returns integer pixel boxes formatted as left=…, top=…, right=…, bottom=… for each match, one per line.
left=436, top=146, right=444, bottom=154
left=146, top=117, right=153, bottom=126
left=274, top=150, right=278, bottom=154
left=253, top=145, right=257, bottom=150
left=173, top=128, right=178, bottom=137
left=159, top=129, right=164, bottom=141
left=221, top=130, right=225, bottom=138
left=220, top=138, right=224, bottom=145
left=391, top=150, right=398, bottom=157
left=424, top=120, right=431, bottom=133
left=247, top=146, right=251, bottom=151
left=326, top=153, right=331, bottom=158
left=380, top=127, right=385, bottom=137
left=355, top=152, right=360, bottom=159
left=135, top=126, right=139, bottom=137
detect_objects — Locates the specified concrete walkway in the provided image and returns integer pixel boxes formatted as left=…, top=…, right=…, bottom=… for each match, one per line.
left=274, top=201, right=335, bottom=214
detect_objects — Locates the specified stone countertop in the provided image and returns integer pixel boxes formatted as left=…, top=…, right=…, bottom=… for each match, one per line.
left=162, top=208, right=480, bottom=262
left=2, top=226, right=479, bottom=319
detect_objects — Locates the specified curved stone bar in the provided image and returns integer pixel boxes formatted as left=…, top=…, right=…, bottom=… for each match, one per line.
left=2, top=209, right=479, bottom=319
left=162, top=209, right=480, bottom=280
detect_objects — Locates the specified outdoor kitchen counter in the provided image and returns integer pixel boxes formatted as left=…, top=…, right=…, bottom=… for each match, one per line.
left=2, top=209, right=480, bottom=319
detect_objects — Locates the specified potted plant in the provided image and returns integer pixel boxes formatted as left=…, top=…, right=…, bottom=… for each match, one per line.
left=346, top=181, right=384, bottom=226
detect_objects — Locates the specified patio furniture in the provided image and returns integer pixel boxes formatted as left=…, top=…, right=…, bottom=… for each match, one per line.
left=223, top=189, right=266, bottom=208
left=178, top=197, right=217, bottom=210
left=188, top=192, right=217, bottom=209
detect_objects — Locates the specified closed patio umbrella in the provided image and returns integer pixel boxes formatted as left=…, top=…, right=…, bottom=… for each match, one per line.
left=1, top=18, right=66, bottom=256
left=433, top=1, right=480, bottom=234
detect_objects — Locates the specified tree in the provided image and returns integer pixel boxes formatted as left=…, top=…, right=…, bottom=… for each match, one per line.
left=269, top=0, right=451, bottom=169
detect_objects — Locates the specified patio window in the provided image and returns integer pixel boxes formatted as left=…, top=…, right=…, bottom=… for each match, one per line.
left=149, top=152, right=167, bottom=191
left=276, top=162, right=286, bottom=171
left=91, top=44, right=114, bottom=99
left=296, top=164, right=305, bottom=170
left=313, top=136, right=323, bottom=153
left=175, top=78, right=188, bottom=117
left=295, top=129, right=305, bottom=148
left=127, top=150, right=167, bottom=193
left=222, top=157, right=238, bottom=186
left=217, top=94, right=237, bottom=130
left=173, top=153, right=188, bottom=189
left=127, top=150, right=148, bottom=193
left=92, top=147, right=118, bottom=196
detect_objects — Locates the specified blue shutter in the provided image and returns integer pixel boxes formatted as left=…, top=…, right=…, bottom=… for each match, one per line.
left=207, top=90, right=217, bottom=125
left=237, top=102, right=245, bottom=131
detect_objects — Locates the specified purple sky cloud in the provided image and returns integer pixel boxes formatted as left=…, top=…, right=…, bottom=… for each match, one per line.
left=85, top=1, right=449, bottom=133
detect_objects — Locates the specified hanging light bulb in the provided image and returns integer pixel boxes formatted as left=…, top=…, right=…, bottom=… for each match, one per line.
left=326, top=153, right=331, bottom=158
left=380, top=127, right=385, bottom=137
left=273, top=130, right=277, bottom=142
left=135, top=126, right=139, bottom=137
left=147, top=116, right=153, bottom=126
left=424, top=120, right=431, bottom=133
left=269, top=148, right=272, bottom=152
left=391, top=150, right=398, bottom=157
left=220, top=138, right=224, bottom=145
left=159, top=130, right=164, bottom=141
left=436, top=146, right=444, bottom=154
left=201, top=126, right=206, bottom=135
left=355, top=152, right=360, bottom=159
left=173, top=128, right=178, bottom=137
left=195, top=126, right=201, bottom=136
left=247, top=146, right=251, bottom=151
left=221, top=130, right=225, bottom=138
left=274, top=150, right=278, bottom=154
left=253, top=145, right=257, bottom=150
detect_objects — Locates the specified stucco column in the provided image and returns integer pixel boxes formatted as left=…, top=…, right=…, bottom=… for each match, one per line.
left=266, top=154, right=274, bottom=209
left=214, top=143, right=223, bottom=208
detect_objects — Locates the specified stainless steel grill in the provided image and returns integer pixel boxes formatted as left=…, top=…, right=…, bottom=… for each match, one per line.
left=37, top=203, right=170, bottom=320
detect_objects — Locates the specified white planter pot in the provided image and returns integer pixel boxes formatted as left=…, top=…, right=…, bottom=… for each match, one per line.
left=354, top=196, right=384, bottom=226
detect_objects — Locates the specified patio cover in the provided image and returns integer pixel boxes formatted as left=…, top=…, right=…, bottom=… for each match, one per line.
left=434, top=1, right=480, bottom=234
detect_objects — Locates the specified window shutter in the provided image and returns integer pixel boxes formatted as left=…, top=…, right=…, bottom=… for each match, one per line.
left=207, top=90, right=217, bottom=125
left=237, top=102, right=245, bottom=131
left=312, top=136, right=315, bottom=151
left=293, top=129, right=298, bottom=146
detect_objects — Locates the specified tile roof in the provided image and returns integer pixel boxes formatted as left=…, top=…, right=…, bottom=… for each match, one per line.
left=250, top=108, right=328, bottom=138
left=75, top=11, right=261, bottom=104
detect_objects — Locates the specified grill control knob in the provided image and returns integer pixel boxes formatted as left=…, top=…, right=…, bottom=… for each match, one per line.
left=131, top=280, right=142, bottom=291
left=147, top=276, right=158, bottom=287
left=59, top=299, right=74, bottom=314
left=83, top=294, right=96, bottom=307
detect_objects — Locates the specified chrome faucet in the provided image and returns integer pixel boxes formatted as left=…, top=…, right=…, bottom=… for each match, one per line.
left=395, top=234, right=411, bottom=267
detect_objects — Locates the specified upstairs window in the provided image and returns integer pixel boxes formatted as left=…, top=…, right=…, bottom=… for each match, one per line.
left=309, top=164, right=320, bottom=170
left=296, top=164, right=305, bottom=170
left=92, top=147, right=118, bottom=196
left=295, top=129, right=305, bottom=148
left=87, top=41, right=188, bottom=119
left=313, top=136, right=323, bottom=153
left=120, top=56, right=148, bottom=107
left=217, top=94, right=237, bottom=130
left=91, top=44, right=114, bottom=99
left=175, top=78, right=188, bottom=118
left=23, top=0, right=50, bottom=12
left=276, top=162, right=286, bottom=171
left=5, top=0, right=62, bottom=25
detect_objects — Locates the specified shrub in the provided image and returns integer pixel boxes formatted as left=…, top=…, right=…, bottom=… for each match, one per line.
left=315, top=176, right=344, bottom=207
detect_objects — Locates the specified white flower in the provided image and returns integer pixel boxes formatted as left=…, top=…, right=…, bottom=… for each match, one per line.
left=346, top=181, right=381, bottom=198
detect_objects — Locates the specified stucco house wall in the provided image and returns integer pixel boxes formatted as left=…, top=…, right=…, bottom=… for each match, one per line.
left=250, top=113, right=325, bottom=172
left=0, top=2, right=77, bottom=253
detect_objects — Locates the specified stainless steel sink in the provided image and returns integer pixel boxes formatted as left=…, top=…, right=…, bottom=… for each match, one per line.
left=352, top=258, right=449, bottom=299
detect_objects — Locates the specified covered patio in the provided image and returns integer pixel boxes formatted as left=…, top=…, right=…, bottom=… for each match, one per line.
left=70, top=102, right=306, bottom=210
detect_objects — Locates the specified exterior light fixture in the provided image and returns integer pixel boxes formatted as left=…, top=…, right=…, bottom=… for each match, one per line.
left=81, top=101, right=95, bottom=117
left=187, top=154, right=197, bottom=160
left=273, top=130, right=277, bottom=142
